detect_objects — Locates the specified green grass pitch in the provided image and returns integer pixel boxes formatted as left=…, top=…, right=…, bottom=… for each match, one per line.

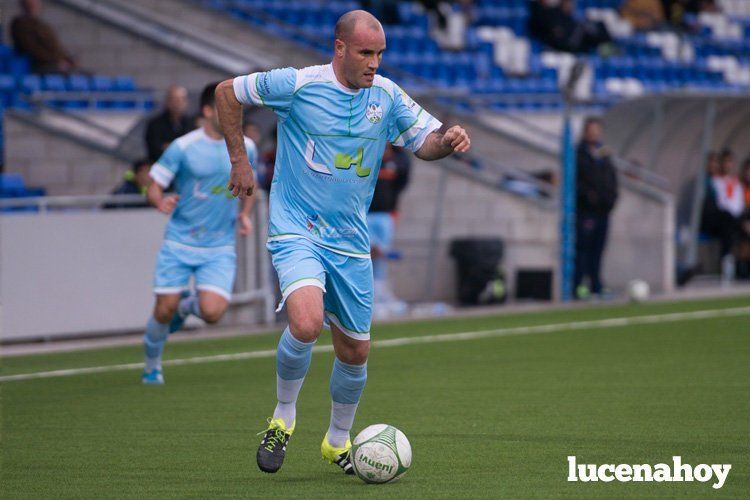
left=1, top=296, right=749, bottom=498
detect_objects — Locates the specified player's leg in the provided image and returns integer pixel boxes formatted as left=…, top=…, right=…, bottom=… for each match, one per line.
left=320, top=253, right=373, bottom=474
left=257, top=239, right=326, bottom=473
left=144, top=243, right=192, bottom=384
left=192, top=247, right=236, bottom=324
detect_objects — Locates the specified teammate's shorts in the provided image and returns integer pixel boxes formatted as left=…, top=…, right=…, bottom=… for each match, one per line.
left=153, top=240, right=236, bottom=300
left=367, top=212, right=395, bottom=251
left=268, top=237, right=373, bottom=341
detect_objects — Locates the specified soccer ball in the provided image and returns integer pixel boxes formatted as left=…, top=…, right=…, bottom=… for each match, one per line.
left=351, top=424, right=411, bottom=483
left=628, top=279, right=650, bottom=303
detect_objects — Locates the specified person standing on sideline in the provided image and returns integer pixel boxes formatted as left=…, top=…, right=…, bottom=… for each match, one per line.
left=145, top=85, right=194, bottom=162
left=575, top=117, right=618, bottom=299
left=368, top=143, right=411, bottom=317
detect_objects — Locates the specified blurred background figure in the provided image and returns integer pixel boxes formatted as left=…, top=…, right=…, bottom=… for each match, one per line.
left=575, top=117, right=618, bottom=299
left=621, top=0, right=665, bottom=31
left=529, top=0, right=614, bottom=54
left=368, top=143, right=411, bottom=317
left=243, top=120, right=262, bottom=146
left=144, top=85, right=192, bottom=162
left=701, top=149, right=749, bottom=280
left=11, top=0, right=79, bottom=74
left=104, top=158, right=152, bottom=209
left=360, top=0, right=401, bottom=25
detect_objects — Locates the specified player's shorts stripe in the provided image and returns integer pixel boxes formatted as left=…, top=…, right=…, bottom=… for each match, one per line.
left=150, top=163, right=174, bottom=188
left=196, top=284, right=232, bottom=300
left=325, top=310, right=370, bottom=341
left=154, top=286, right=189, bottom=295
left=277, top=278, right=326, bottom=312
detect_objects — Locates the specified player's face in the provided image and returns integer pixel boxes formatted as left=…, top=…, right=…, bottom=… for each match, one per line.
left=340, top=27, right=386, bottom=89
left=202, top=104, right=221, bottom=135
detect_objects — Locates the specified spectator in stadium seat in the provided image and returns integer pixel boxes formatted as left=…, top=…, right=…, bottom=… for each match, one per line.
left=368, top=143, right=411, bottom=316
left=621, top=0, right=665, bottom=31
left=11, top=0, right=79, bottom=74
left=360, top=0, right=401, bottom=25
left=574, top=117, right=618, bottom=299
left=144, top=85, right=193, bottom=162
left=104, top=158, right=152, bottom=209
left=420, top=0, right=475, bottom=51
left=528, top=0, right=613, bottom=54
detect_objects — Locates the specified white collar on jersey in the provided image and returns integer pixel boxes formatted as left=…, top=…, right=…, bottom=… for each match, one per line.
left=326, top=64, right=361, bottom=95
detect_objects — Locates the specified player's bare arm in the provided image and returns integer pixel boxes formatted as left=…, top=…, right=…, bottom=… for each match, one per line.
left=238, top=191, right=255, bottom=236
left=216, top=79, right=255, bottom=198
left=414, top=125, right=471, bottom=161
left=146, top=180, right=179, bottom=214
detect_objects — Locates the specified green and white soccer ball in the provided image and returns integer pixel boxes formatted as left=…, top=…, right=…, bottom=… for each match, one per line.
left=351, top=424, right=411, bottom=484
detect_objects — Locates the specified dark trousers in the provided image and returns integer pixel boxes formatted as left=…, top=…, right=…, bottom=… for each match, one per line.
left=575, top=213, right=610, bottom=294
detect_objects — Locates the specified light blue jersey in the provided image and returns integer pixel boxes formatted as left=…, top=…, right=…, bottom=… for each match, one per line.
left=233, top=64, right=441, bottom=258
left=150, top=128, right=258, bottom=248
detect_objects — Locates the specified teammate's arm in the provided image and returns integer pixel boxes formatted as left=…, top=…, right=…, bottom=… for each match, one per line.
left=146, top=181, right=179, bottom=214
left=414, top=126, right=471, bottom=161
left=216, top=79, right=255, bottom=198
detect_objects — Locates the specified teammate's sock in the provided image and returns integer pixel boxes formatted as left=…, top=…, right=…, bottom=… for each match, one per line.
left=178, top=293, right=202, bottom=319
left=327, top=358, right=367, bottom=448
left=272, top=327, right=315, bottom=428
left=143, top=316, right=169, bottom=371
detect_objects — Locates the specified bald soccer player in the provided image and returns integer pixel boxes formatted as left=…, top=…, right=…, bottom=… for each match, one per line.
left=215, top=10, right=471, bottom=474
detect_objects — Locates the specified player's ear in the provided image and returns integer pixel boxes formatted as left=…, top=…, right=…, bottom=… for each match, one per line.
left=334, top=38, right=346, bottom=58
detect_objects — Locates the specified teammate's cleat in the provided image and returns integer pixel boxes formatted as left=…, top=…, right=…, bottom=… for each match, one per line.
left=169, top=290, right=192, bottom=334
left=256, top=418, right=294, bottom=473
left=321, top=434, right=355, bottom=475
left=141, top=369, right=164, bottom=385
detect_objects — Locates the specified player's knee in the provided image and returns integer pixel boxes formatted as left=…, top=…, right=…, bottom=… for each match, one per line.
left=200, top=303, right=227, bottom=324
left=289, top=313, right=323, bottom=342
left=341, top=340, right=370, bottom=365
left=154, top=302, right=177, bottom=323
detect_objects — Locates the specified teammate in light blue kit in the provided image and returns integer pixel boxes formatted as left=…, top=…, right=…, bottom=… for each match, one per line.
left=215, top=10, right=470, bottom=474
left=141, top=82, right=257, bottom=385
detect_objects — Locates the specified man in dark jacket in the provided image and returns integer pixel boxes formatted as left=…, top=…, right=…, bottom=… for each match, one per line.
left=368, top=143, right=411, bottom=315
left=528, top=0, right=613, bottom=54
left=575, top=117, right=618, bottom=298
left=144, top=85, right=193, bottom=162
left=11, top=0, right=79, bottom=73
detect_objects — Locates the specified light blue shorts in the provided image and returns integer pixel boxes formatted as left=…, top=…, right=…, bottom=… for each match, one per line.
left=268, top=237, right=373, bottom=341
left=153, top=240, right=236, bottom=300
left=367, top=212, right=395, bottom=251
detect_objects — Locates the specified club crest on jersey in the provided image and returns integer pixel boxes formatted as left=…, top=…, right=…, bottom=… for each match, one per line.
left=366, top=102, right=383, bottom=123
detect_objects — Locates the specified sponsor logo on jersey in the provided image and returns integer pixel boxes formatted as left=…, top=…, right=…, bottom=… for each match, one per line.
left=366, top=102, right=383, bottom=123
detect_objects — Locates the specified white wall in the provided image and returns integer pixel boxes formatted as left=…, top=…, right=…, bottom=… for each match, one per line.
left=1, top=210, right=166, bottom=340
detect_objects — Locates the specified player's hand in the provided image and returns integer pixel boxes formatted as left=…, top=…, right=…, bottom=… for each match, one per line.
left=228, top=163, right=255, bottom=198
left=157, top=195, right=179, bottom=214
left=441, top=125, right=471, bottom=153
left=238, top=213, right=253, bottom=236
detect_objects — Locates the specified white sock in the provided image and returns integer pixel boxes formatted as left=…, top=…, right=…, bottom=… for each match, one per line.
left=327, top=401, right=358, bottom=448
left=273, top=375, right=304, bottom=428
